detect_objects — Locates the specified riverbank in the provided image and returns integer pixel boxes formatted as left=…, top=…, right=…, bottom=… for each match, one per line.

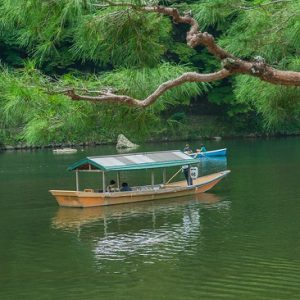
left=1, top=132, right=299, bottom=151
left=1, top=115, right=299, bottom=151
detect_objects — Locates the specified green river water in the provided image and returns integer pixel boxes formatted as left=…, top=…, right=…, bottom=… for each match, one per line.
left=0, top=138, right=300, bottom=299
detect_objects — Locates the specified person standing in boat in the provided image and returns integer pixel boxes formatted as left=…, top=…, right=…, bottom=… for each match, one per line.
left=182, top=165, right=193, bottom=186
left=183, top=144, right=193, bottom=154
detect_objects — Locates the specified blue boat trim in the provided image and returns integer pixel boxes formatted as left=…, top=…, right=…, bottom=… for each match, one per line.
left=191, top=148, right=227, bottom=158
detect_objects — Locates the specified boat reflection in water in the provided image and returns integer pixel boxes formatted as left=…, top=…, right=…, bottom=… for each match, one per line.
left=52, top=194, right=231, bottom=263
left=52, top=193, right=222, bottom=230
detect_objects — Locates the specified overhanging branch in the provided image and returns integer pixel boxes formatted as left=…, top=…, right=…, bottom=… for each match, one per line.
left=59, top=69, right=231, bottom=107
left=59, top=2, right=300, bottom=108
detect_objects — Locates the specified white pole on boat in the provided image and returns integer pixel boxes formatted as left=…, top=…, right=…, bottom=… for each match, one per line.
left=117, top=172, right=120, bottom=190
left=75, top=169, right=79, bottom=191
left=102, top=171, right=106, bottom=192
left=151, top=171, right=155, bottom=187
left=163, top=168, right=166, bottom=184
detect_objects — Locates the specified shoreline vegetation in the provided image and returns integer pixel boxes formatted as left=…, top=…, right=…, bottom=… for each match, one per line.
left=1, top=113, right=300, bottom=151
left=1, top=2, right=300, bottom=151
left=1, top=131, right=299, bottom=151
left=1, top=111, right=299, bottom=151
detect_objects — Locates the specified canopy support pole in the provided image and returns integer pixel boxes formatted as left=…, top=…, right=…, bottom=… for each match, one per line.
left=117, top=172, right=120, bottom=190
left=75, top=169, right=79, bottom=191
left=102, top=171, right=106, bottom=192
left=163, top=168, right=166, bottom=184
left=188, top=165, right=192, bottom=186
left=151, top=171, right=155, bottom=187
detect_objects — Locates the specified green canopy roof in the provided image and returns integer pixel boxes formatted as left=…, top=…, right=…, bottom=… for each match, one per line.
left=68, top=150, right=197, bottom=172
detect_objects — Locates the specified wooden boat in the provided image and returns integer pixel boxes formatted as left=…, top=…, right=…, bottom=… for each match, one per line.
left=53, top=148, right=77, bottom=154
left=191, top=148, right=227, bottom=158
left=49, top=150, right=230, bottom=208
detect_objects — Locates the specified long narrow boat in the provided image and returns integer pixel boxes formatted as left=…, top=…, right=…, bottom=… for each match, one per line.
left=191, top=148, right=227, bottom=158
left=49, top=150, right=230, bottom=208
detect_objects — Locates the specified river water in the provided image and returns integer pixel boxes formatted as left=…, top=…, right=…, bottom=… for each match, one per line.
left=0, top=138, right=300, bottom=299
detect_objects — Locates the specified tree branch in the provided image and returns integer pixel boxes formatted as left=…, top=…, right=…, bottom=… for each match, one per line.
left=60, top=69, right=231, bottom=107
left=59, top=2, right=300, bottom=108
left=95, top=2, right=300, bottom=86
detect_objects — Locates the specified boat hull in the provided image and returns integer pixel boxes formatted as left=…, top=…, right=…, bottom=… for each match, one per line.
left=193, top=148, right=227, bottom=158
left=50, top=171, right=230, bottom=208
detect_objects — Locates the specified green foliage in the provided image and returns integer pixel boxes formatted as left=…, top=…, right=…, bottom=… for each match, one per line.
left=192, top=0, right=243, bottom=30
left=72, top=9, right=172, bottom=67
left=191, top=0, right=300, bottom=131
left=168, top=112, right=187, bottom=122
left=207, top=84, right=251, bottom=117
left=98, top=63, right=207, bottom=106
left=0, top=63, right=96, bottom=144
left=234, top=76, right=300, bottom=131
left=168, top=42, right=198, bottom=64
left=0, top=0, right=300, bottom=146
left=58, top=63, right=206, bottom=138
left=0, top=62, right=206, bottom=144
left=0, top=0, right=172, bottom=68
left=219, top=1, right=300, bottom=61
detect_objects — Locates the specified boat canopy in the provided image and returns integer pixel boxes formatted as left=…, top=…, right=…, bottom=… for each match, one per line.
left=68, top=150, right=197, bottom=172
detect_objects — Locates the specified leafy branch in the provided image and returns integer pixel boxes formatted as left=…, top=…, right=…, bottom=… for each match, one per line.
left=57, top=1, right=300, bottom=108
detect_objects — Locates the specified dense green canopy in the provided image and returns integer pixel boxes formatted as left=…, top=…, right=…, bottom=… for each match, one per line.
left=0, top=0, right=299, bottom=145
